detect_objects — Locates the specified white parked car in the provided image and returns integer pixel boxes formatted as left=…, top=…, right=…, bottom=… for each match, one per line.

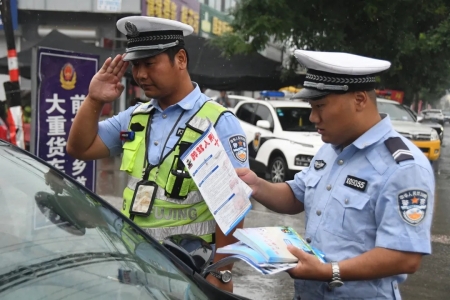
left=233, top=99, right=323, bottom=182
left=420, top=109, right=445, bottom=125
left=377, top=99, right=441, bottom=162
left=211, top=95, right=256, bottom=109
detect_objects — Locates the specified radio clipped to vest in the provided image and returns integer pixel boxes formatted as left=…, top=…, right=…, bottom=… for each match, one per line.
left=165, top=141, right=193, bottom=199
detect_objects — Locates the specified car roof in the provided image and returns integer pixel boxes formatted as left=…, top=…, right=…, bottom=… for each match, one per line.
left=227, top=95, right=257, bottom=100
left=210, top=95, right=256, bottom=101
left=376, top=98, right=400, bottom=104
left=236, top=99, right=311, bottom=108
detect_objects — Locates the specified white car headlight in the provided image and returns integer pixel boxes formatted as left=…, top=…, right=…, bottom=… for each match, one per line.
left=430, top=129, right=439, bottom=141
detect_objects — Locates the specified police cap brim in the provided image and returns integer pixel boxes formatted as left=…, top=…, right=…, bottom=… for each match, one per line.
left=123, top=49, right=168, bottom=62
left=290, top=88, right=331, bottom=101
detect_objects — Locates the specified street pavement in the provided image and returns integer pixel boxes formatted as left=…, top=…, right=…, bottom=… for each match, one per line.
left=98, top=124, right=450, bottom=300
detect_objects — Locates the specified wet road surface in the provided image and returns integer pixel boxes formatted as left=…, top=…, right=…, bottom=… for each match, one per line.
left=98, top=124, right=450, bottom=300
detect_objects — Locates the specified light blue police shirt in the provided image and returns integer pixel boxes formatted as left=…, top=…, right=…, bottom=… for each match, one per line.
left=98, top=83, right=249, bottom=169
left=287, top=115, right=434, bottom=300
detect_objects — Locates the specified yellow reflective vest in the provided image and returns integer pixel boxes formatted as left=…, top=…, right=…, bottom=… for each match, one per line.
left=120, top=101, right=227, bottom=243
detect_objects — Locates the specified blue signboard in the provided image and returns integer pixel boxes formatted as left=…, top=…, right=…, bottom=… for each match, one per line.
left=0, top=0, right=18, bottom=30
left=33, top=47, right=98, bottom=192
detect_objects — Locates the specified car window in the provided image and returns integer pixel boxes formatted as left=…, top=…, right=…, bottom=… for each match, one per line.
left=275, top=107, right=315, bottom=131
left=254, top=104, right=273, bottom=128
left=0, top=144, right=209, bottom=300
left=402, top=105, right=418, bottom=121
left=236, top=103, right=257, bottom=124
left=377, top=102, right=415, bottom=122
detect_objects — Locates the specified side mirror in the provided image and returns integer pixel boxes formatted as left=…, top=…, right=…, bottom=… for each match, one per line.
left=162, top=234, right=213, bottom=274
left=256, top=120, right=271, bottom=130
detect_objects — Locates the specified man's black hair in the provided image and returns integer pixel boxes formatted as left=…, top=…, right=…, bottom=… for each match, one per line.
left=165, top=46, right=189, bottom=68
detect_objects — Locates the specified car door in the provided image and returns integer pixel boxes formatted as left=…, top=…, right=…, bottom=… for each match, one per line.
left=235, top=102, right=257, bottom=141
left=248, top=104, right=274, bottom=158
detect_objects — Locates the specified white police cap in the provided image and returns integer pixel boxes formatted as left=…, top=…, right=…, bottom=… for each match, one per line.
left=116, top=16, right=194, bottom=62
left=291, top=50, right=391, bottom=100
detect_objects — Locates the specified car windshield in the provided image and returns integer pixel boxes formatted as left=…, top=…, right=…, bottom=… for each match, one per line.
left=0, top=143, right=210, bottom=300
left=377, top=102, right=415, bottom=122
left=275, top=107, right=315, bottom=131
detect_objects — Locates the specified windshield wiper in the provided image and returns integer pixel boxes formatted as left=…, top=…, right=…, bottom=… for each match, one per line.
left=0, top=252, right=135, bottom=292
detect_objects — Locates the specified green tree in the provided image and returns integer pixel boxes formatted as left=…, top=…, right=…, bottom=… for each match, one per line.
left=213, top=0, right=450, bottom=105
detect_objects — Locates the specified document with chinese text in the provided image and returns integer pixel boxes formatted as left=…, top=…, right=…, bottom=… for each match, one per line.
left=180, top=122, right=252, bottom=235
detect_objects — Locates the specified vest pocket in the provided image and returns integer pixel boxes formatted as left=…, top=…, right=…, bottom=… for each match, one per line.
left=120, top=136, right=143, bottom=173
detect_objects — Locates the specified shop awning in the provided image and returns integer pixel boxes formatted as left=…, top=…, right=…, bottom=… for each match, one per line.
left=0, top=30, right=303, bottom=91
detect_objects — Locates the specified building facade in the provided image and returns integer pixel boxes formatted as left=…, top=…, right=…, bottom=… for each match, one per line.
left=0, top=0, right=284, bottom=102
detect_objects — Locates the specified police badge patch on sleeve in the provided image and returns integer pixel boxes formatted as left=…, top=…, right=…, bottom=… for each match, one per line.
left=397, top=189, right=428, bottom=225
left=314, top=160, right=326, bottom=170
left=228, top=135, right=248, bottom=163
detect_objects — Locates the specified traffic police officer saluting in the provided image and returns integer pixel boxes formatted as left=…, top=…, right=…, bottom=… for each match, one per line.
left=67, top=16, right=249, bottom=292
left=237, top=50, right=434, bottom=299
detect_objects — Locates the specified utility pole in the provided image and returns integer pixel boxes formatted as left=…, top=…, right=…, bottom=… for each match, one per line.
left=0, top=0, right=23, bottom=148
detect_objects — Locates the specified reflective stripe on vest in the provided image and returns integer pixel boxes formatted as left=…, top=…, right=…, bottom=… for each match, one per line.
left=142, top=220, right=216, bottom=242
left=121, top=101, right=227, bottom=242
left=127, top=175, right=204, bottom=205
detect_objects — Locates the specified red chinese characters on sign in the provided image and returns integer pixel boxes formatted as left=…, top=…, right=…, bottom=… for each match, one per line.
left=196, top=144, right=205, bottom=154
left=203, top=139, right=210, bottom=149
left=375, top=89, right=405, bottom=104
left=190, top=150, right=198, bottom=161
left=208, top=133, right=219, bottom=146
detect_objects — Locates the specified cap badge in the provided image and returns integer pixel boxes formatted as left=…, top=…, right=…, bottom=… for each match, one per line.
left=125, top=21, right=139, bottom=37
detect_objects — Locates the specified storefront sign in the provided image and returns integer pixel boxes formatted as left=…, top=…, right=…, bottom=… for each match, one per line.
left=142, top=0, right=200, bottom=34
left=0, top=0, right=18, bottom=30
left=199, top=3, right=232, bottom=38
left=32, top=48, right=98, bottom=192
left=97, top=0, right=122, bottom=12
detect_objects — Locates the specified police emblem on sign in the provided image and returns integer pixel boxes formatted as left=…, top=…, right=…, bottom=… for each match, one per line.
left=397, top=189, right=428, bottom=225
left=229, top=135, right=248, bottom=163
left=314, top=160, right=326, bottom=170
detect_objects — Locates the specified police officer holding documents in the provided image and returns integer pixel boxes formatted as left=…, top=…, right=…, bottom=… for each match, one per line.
left=237, top=50, right=434, bottom=299
left=67, top=16, right=249, bottom=292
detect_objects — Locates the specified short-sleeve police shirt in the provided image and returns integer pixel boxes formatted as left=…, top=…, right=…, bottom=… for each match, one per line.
left=97, top=83, right=249, bottom=169
left=287, top=115, right=434, bottom=300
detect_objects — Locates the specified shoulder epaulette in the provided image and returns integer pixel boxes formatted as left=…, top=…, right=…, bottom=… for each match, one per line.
left=384, top=137, right=414, bottom=163
left=131, top=103, right=153, bottom=116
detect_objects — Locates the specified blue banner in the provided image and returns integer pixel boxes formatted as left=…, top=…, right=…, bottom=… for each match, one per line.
left=0, top=0, right=18, bottom=30
left=34, top=47, right=99, bottom=192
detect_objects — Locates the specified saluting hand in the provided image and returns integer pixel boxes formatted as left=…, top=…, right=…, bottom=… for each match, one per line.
left=286, top=245, right=331, bottom=281
left=88, top=54, right=129, bottom=103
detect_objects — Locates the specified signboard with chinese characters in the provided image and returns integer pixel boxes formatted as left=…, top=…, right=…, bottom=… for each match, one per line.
left=142, top=0, right=200, bottom=34
left=97, top=0, right=122, bottom=12
left=31, top=48, right=98, bottom=192
left=199, top=3, right=232, bottom=38
left=0, top=0, right=18, bottom=30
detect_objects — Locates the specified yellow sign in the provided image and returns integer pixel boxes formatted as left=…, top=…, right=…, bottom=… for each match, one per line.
left=200, top=3, right=232, bottom=37
left=212, top=17, right=232, bottom=36
left=146, top=0, right=200, bottom=34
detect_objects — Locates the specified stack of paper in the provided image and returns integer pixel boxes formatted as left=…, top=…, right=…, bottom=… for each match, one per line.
left=217, top=226, right=326, bottom=275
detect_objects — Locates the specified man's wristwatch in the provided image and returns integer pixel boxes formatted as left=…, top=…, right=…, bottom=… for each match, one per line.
left=208, top=270, right=232, bottom=283
left=328, top=262, right=344, bottom=289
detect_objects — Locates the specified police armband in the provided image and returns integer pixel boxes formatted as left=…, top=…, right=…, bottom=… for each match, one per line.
left=129, top=180, right=158, bottom=216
